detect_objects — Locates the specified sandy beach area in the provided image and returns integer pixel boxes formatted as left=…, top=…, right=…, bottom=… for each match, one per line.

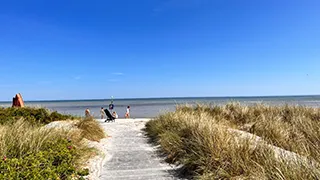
left=84, top=118, right=154, bottom=180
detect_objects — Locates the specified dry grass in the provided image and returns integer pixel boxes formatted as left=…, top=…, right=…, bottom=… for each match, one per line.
left=0, top=120, right=66, bottom=158
left=0, top=108, right=106, bottom=178
left=0, top=117, right=105, bottom=169
left=145, top=103, right=320, bottom=179
left=0, top=117, right=105, bottom=159
left=181, top=103, right=320, bottom=163
left=0, top=120, right=94, bottom=178
left=76, top=117, right=106, bottom=142
left=0, top=119, right=90, bottom=160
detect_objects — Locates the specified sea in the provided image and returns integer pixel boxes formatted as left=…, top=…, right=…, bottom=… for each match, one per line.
left=1, top=96, right=320, bottom=118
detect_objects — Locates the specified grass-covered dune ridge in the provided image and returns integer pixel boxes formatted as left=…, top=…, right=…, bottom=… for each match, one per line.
left=179, top=103, right=320, bottom=163
left=145, top=103, right=320, bottom=179
left=0, top=107, right=105, bottom=179
left=0, top=107, right=76, bottom=125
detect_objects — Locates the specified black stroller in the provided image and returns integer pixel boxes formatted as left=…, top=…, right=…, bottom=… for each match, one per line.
left=104, top=109, right=116, bottom=122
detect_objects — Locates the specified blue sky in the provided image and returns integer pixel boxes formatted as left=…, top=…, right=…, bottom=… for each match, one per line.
left=0, top=0, right=320, bottom=100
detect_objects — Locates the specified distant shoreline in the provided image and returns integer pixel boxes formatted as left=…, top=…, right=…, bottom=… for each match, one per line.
left=1, top=94, right=320, bottom=103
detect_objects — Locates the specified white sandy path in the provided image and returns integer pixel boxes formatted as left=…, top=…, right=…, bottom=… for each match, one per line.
left=83, top=118, right=183, bottom=180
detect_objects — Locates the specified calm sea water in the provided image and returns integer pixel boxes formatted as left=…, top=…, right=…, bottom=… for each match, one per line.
left=1, top=96, right=320, bottom=118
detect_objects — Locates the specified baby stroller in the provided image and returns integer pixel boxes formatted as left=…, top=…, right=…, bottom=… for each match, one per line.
left=104, top=109, right=116, bottom=122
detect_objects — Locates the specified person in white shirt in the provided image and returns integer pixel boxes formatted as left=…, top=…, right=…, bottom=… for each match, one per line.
left=125, top=106, right=130, bottom=118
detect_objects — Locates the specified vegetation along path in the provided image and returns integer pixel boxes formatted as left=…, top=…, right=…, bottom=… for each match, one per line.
left=99, top=118, right=182, bottom=180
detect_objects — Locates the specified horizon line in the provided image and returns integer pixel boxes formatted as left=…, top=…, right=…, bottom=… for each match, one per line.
left=1, top=94, right=320, bottom=103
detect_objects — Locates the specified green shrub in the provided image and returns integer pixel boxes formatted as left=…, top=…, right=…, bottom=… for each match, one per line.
left=0, top=117, right=102, bottom=179
left=0, top=107, right=76, bottom=125
left=0, top=136, right=89, bottom=179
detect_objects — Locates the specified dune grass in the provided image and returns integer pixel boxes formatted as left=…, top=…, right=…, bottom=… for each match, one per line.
left=145, top=103, right=320, bottom=179
left=180, top=103, right=320, bottom=163
left=0, top=107, right=105, bottom=179
left=77, top=117, right=106, bottom=142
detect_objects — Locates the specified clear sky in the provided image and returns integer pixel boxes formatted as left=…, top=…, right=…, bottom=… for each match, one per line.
left=0, top=0, right=320, bottom=101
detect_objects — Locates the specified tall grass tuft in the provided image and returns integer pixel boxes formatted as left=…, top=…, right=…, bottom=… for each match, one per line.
left=145, top=103, right=320, bottom=179
left=77, top=117, right=106, bottom=142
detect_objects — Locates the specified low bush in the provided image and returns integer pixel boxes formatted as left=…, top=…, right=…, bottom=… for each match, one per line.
left=0, top=138, right=88, bottom=179
left=0, top=107, right=76, bottom=125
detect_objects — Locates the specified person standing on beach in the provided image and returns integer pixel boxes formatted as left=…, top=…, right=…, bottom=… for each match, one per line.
left=125, top=106, right=130, bottom=118
left=100, top=107, right=105, bottom=119
left=85, top=108, right=91, bottom=117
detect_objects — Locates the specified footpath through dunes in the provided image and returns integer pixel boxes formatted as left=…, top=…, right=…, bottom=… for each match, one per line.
left=98, top=118, right=183, bottom=180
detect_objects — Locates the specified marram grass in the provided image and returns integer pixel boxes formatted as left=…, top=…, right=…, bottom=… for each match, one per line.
left=145, top=103, right=320, bottom=179
left=0, top=108, right=105, bottom=179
